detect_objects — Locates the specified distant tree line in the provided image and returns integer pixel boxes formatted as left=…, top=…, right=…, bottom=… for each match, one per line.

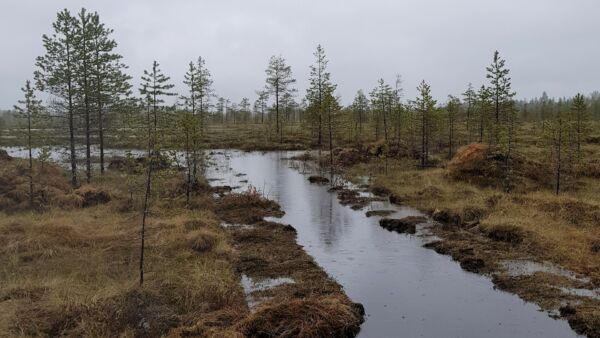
left=6, top=7, right=599, bottom=198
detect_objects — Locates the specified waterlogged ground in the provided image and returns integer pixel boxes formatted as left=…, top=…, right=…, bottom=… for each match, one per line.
left=5, top=146, right=584, bottom=337
left=206, top=150, right=581, bottom=338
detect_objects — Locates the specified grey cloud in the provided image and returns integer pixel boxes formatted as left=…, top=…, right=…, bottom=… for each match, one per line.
left=1, top=0, right=599, bottom=109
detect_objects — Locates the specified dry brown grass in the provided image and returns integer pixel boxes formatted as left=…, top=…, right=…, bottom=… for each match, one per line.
left=0, top=157, right=79, bottom=212
left=223, top=215, right=364, bottom=337
left=217, top=189, right=284, bottom=224
left=480, top=223, right=525, bottom=244
left=0, top=167, right=249, bottom=337
left=448, top=143, right=550, bottom=191
left=237, top=296, right=362, bottom=338
left=187, top=229, right=219, bottom=253
left=73, top=185, right=112, bottom=207
left=351, top=157, right=600, bottom=280
left=1, top=158, right=363, bottom=337
left=345, top=131, right=600, bottom=336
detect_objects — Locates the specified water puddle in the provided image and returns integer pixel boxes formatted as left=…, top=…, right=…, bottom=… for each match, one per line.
left=500, top=260, right=590, bottom=283
left=241, top=274, right=295, bottom=310
left=221, top=222, right=254, bottom=229
left=558, top=287, right=600, bottom=301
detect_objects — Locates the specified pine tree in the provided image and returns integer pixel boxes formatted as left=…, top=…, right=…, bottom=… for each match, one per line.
left=351, top=90, right=369, bottom=139
left=140, top=61, right=176, bottom=136
left=265, top=55, right=295, bottom=143
left=239, top=97, right=251, bottom=122
left=486, top=50, right=516, bottom=145
left=306, top=45, right=334, bottom=147
left=476, top=85, right=492, bottom=143
left=446, top=95, right=461, bottom=158
left=180, top=61, right=200, bottom=204
left=391, top=74, right=404, bottom=148
left=35, top=9, right=80, bottom=187
left=570, top=93, right=588, bottom=160
left=502, top=100, right=518, bottom=192
left=280, top=91, right=297, bottom=139
left=75, top=8, right=95, bottom=183
left=370, top=79, right=393, bottom=142
left=462, top=83, right=476, bottom=143
left=323, top=87, right=340, bottom=175
left=191, top=57, right=213, bottom=135
left=546, top=107, right=571, bottom=195
left=486, top=51, right=518, bottom=191
left=181, top=57, right=212, bottom=182
left=14, top=80, right=44, bottom=208
left=254, top=90, right=269, bottom=124
left=138, top=61, right=175, bottom=286
left=540, top=91, right=549, bottom=133
left=89, top=11, right=131, bottom=175
left=215, top=97, right=226, bottom=123
left=176, top=109, right=196, bottom=205
left=413, top=80, right=437, bottom=168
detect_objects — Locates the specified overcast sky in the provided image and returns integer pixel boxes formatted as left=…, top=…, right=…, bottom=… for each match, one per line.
left=1, top=0, right=599, bottom=109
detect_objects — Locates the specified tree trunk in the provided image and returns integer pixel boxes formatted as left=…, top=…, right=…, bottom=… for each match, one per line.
left=448, top=116, right=453, bottom=159
left=82, top=22, right=92, bottom=184
left=28, top=112, right=33, bottom=208
left=358, top=109, right=363, bottom=137
left=66, top=42, right=78, bottom=188
left=275, top=83, right=280, bottom=141
left=186, top=130, right=191, bottom=206
left=421, top=104, right=426, bottom=168
left=479, top=110, right=484, bottom=143
left=556, top=124, right=562, bottom=195
left=504, top=117, right=514, bottom=193
left=140, top=104, right=154, bottom=286
left=382, top=99, right=388, bottom=141
left=328, top=106, right=334, bottom=174
left=466, top=106, right=471, bottom=143
left=85, top=98, right=91, bottom=183
left=140, top=158, right=151, bottom=286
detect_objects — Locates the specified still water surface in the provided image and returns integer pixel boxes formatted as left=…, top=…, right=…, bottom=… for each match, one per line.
left=206, top=150, right=580, bottom=338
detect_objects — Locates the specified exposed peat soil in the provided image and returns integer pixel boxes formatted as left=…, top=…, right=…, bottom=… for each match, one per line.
left=211, top=188, right=364, bottom=337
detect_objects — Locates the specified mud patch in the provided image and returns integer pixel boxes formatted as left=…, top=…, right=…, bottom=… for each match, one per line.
left=337, top=189, right=384, bottom=210
left=379, top=216, right=426, bottom=234
left=308, top=176, right=330, bottom=184
left=365, top=210, right=395, bottom=218
left=74, top=186, right=111, bottom=207
left=211, top=188, right=364, bottom=336
left=483, top=224, right=524, bottom=244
